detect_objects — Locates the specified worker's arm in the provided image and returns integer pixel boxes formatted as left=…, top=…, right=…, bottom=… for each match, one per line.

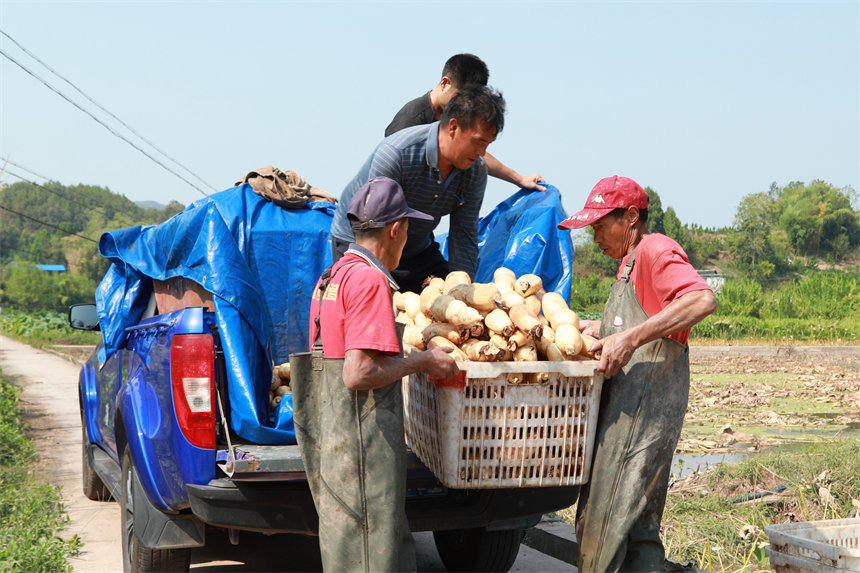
left=483, top=152, right=545, bottom=191
left=342, top=346, right=460, bottom=391
left=578, top=319, right=601, bottom=338
left=590, top=289, right=717, bottom=378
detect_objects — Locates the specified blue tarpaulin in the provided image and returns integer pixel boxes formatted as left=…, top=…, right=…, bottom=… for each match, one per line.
left=439, top=185, right=574, bottom=301
left=96, top=184, right=333, bottom=444
left=95, top=183, right=573, bottom=445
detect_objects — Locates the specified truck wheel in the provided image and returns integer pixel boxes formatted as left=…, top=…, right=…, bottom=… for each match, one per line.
left=120, top=447, right=191, bottom=573
left=433, top=527, right=524, bottom=572
left=82, top=425, right=111, bottom=501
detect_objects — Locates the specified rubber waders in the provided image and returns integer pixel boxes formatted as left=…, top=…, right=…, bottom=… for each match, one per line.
left=575, top=248, right=690, bottom=573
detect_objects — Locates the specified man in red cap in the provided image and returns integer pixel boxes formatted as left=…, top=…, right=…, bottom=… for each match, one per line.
left=558, top=175, right=717, bottom=572
left=294, top=177, right=460, bottom=572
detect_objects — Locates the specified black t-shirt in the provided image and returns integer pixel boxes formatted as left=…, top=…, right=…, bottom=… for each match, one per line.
left=384, top=92, right=436, bottom=137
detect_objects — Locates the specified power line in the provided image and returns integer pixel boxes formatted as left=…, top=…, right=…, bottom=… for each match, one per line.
left=0, top=45, right=210, bottom=197
left=0, top=204, right=99, bottom=243
left=2, top=158, right=50, bottom=181
left=0, top=29, right=218, bottom=194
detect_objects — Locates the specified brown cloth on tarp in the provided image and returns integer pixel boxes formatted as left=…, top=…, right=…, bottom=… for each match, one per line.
left=234, top=165, right=337, bottom=208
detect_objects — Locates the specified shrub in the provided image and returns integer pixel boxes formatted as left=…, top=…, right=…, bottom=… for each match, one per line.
left=713, top=278, right=763, bottom=318
left=569, top=273, right=613, bottom=314
left=761, top=271, right=860, bottom=320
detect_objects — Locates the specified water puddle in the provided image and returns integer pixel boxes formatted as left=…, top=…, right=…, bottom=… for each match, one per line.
left=671, top=451, right=747, bottom=479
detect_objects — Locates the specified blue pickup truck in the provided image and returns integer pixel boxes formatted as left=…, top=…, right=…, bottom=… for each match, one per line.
left=69, top=183, right=576, bottom=573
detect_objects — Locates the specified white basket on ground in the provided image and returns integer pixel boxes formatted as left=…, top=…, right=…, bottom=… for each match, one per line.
left=403, top=360, right=603, bottom=490
left=765, top=518, right=860, bottom=572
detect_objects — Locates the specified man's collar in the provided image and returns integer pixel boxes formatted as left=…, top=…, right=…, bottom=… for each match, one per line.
left=344, top=244, right=400, bottom=291
left=425, top=121, right=440, bottom=170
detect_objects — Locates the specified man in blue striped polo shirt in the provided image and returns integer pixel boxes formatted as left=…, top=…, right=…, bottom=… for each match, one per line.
left=330, top=85, right=505, bottom=293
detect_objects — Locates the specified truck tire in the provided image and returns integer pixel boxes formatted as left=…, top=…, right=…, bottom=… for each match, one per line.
left=82, top=425, right=111, bottom=501
left=433, top=527, right=524, bottom=572
left=120, top=447, right=191, bottom=573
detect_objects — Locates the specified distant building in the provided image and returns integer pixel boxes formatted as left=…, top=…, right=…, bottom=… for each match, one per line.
left=36, top=264, right=67, bottom=272
left=7, top=262, right=67, bottom=273
left=697, top=269, right=726, bottom=294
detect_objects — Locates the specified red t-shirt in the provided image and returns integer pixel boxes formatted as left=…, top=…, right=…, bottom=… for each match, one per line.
left=616, top=233, right=711, bottom=345
left=308, top=252, right=401, bottom=357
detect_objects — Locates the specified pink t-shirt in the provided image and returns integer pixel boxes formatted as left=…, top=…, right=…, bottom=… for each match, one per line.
left=616, top=233, right=711, bottom=345
left=308, top=253, right=401, bottom=357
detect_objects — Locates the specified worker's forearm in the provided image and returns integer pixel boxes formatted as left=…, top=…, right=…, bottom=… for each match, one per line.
left=622, top=289, right=717, bottom=348
left=484, top=153, right=521, bottom=185
left=343, top=350, right=424, bottom=391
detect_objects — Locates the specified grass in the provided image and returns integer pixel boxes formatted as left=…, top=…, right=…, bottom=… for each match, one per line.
left=0, top=311, right=100, bottom=348
left=0, top=367, right=81, bottom=572
left=662, top=439, right=860, bottom=572
left=554, top=440, right=860, bottom=572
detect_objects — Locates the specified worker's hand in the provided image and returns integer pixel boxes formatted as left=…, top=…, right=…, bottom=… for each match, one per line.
left=518, top=173, right=547, bottom=191
left=422, top=346, right=461, bottom=380
left=590, top=330, right=637, bottom=378
left=578, top=319, right=601, bottom=338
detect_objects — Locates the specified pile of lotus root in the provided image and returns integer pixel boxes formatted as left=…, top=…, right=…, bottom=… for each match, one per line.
left=394, top=268, right=596, bottom=362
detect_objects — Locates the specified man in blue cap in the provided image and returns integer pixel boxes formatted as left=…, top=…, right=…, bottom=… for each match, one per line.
left=294, top=177, right=460, bottom=572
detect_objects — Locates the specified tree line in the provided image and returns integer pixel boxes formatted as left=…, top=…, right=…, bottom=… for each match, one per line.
left=0, top=178, right=858, bottom=314
left=0, top=180, right=183, bottom=311
left=573, top=179, right=859, bottom=282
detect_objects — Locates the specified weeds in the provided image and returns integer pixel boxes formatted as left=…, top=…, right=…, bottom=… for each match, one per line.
left=0, top=368, right=81, bottom=572
left=662, top=440, right=860, bottom=571
left=0, top=311, right=100, bottom=348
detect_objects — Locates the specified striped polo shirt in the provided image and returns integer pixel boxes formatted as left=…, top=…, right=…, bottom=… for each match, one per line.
left=330, top=122, right=488, bottom=276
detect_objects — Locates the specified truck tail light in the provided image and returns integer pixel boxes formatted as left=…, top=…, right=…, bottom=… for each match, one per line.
left=171, top=334, right=215, bottom=449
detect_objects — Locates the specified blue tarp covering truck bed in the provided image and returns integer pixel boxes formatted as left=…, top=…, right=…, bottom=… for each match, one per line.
left=95, top=182, right=574, bottom=445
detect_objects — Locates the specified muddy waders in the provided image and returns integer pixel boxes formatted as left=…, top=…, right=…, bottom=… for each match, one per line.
left=291, top=263, right=415, bottom=573
left=576, top=248, right=690, bottom=573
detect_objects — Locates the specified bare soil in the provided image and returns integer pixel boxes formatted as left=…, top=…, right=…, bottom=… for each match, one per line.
left=679, top=349, right=860, bottom=455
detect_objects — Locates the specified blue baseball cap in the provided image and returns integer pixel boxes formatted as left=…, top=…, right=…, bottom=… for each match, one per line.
left=348, top=177, right=434, bottom=230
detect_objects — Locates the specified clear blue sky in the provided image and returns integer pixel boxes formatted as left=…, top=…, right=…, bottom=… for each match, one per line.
left=1, top=1, right=857, bottom=232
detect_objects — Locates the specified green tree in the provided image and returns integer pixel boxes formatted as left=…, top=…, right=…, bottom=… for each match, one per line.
left=777, top=180, right=859, bottom=257
left=645, top=186, right=665, bottom=234
left=728, top=191, right=776, bottom=268
left=28, top=228, right=66, bottom=264
left=0, top=264, right=57, bottom=311
left=663, top=207, right=690, bottom=247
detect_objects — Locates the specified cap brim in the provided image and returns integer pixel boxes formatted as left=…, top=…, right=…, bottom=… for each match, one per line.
left=404, top=207, right=434, bottom=222
left=557, top=208, right=613, bottom=230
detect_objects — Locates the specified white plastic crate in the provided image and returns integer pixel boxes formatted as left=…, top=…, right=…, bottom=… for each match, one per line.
left=765, top=518, right=860, bottom=572
left=403, top=360, right=603, bottom=489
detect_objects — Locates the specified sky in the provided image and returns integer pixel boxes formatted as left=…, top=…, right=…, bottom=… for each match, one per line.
left=1, top=1, right=858, bottom=234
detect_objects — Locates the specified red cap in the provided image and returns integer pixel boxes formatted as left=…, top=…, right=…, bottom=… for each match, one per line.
left=558, top=175, right=648, bottom=230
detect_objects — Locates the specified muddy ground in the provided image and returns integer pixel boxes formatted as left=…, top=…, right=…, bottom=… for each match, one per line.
left=679, top=348, right=860, bottom=455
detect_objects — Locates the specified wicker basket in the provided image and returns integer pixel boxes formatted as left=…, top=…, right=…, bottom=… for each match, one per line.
left=403, top=361, right=603, bottom=489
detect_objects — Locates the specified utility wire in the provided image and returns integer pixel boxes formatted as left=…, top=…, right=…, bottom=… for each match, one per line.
left=0, top=45, right=210, bottom=197
left=0, top=204, right=99, bottom=243
left=3, top=158, right=50, bottom=181
left=3, top=168, right=114, bottom=219
left=0, top=29, right=218, bottom=194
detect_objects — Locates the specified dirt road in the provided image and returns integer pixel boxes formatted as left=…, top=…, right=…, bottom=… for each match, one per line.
left=0, top=335, right=575, bottom=573
left=0, top=335, right=120, bottom=572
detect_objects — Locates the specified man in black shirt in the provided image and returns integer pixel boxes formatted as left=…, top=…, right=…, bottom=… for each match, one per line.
left=385, top=54, right=545, bottom=191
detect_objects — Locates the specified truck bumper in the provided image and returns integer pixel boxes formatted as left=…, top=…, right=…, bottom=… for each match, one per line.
left=187, top=477, right=579, bottom=536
